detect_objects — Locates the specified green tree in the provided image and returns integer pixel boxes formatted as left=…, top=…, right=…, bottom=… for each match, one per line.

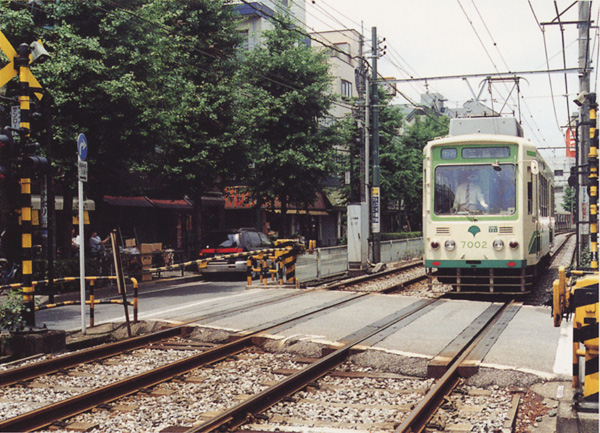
left=234, top=14, right=343, bottom=236
left=561, top=186, right=576, bottom=213
left=0, top=0, right=245, bottom=249
left=376, top=88, right=406, bottom=232
left=400, top=113, right=449, bottom=230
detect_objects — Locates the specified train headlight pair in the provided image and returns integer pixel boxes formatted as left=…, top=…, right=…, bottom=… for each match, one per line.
left=431, top=240, right=456, bottom=251
left=494, top=239, right=520, bottom=250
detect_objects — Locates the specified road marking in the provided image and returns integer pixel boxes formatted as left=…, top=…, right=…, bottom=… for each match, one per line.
left=553, top=320, right=573, bottom=376
left=89, top=289, right=264, bottom=327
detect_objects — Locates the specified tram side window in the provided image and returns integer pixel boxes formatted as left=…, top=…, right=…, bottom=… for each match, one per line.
left=527, top=173, right=533, bottom=215
left=540, top=176, right=548, bottom=217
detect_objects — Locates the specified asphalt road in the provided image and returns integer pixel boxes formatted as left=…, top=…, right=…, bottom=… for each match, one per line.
left=36, top=277, right=248, bottom=332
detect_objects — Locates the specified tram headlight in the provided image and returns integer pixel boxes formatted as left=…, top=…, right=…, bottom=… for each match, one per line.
left=509, top=240, right=519, bottom=249
left=493, top=239, right=505, bottom=251
left=430, top=240, right=440, bottom=250
left=444, top=239, right=456, bottom=251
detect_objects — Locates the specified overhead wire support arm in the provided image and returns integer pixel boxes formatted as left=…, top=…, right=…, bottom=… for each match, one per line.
left=381, top=68, right=579, bottom=84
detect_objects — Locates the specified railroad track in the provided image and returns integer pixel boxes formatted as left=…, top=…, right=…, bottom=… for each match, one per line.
left=316, top=259, right=429, bottom=295
left=0, top=295, right=520, bottom=432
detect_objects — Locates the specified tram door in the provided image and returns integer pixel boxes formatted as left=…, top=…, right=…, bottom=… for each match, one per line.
left=528, top=162, right=542, bottom=258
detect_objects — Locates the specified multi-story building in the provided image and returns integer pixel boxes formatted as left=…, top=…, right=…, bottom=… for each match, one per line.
left=310, top=29, right=362, bottom=122
left=233, top=0, right=306, bottom=51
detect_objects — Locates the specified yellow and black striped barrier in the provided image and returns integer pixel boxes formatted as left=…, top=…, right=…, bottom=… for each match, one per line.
left=3, top=276, right=138, bottom=329
left=146, top=245, right=306, bottom=287
left=148, top=247, right=296, bottom=275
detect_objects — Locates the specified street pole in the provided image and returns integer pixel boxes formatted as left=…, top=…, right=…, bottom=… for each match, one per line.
left=77, top=133, right=88, bottom=335
left=371, top=26, right=381, bottom=263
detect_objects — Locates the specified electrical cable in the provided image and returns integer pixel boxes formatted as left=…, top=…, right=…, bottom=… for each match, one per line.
left=530, top=0, right=564, bottom=136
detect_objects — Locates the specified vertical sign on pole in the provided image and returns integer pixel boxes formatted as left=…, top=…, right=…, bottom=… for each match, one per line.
left=372, top=187, right=380, bottom=234
left=77, top=133, right=88, bottom=334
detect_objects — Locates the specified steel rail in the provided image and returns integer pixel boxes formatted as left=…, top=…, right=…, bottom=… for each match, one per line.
left=321, top=260, right=423, bottom=291
left=184, top=298, right=440, bottom=433
left=0, top=292, right=371, bottom=432
left=0, top=289, right=309, bottom=387
left=393, top=301, right=515, bottom=433
left=379, top=272, right=428, bottom=294
left=0, top=326, right=184, bottom=387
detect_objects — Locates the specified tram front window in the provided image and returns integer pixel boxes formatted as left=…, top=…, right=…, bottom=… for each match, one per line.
left=434, top=165, right=516, bottom=215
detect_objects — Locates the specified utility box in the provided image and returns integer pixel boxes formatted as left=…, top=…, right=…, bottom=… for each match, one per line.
left=347, top=203, right=368, bottom=276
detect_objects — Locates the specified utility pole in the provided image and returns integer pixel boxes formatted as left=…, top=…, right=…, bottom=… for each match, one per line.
left=371, top=26, right=381, bottom=263
left=577, top=0, right=592, bottom=265
left=355, top=31, right=367, bottom=203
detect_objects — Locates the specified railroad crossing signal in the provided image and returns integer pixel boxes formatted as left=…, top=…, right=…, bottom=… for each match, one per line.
left=0, top=30, right=48, bottom=329
left=0, top=31, right=44, bottom=100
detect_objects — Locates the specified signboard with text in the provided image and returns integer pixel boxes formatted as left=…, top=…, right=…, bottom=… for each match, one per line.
left=371, top=187, right=380, bottom=233
left=566, top=128, right=576, bottom=158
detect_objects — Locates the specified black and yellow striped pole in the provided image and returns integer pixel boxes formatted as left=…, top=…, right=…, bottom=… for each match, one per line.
left=15, top=43, right=35, bottom=327
left=589, top=95, right=598, bottom=270
left=572, top=273, right=599, bottom=407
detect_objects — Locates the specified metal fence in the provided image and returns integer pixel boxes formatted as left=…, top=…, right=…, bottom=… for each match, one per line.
left=296, top=237, right=423, bottom=281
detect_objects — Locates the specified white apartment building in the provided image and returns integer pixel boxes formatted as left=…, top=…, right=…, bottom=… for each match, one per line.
left=310, top=29, right=362, bottom=121
left=232, top=0, right=306, bottom=51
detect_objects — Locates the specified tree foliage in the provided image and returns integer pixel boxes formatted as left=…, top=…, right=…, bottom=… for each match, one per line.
left=400, top=113, right=449, bottom=230
left=561, top=186, right=576, bottom=213
left=0, top=1, right=446, bottom=241
left=233, top=14, right=344, bottom=234
left=0, top=0, right=244, bottom=202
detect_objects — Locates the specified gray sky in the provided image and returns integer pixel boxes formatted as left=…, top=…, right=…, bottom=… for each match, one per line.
left=305, top=0, right=598, bottom=168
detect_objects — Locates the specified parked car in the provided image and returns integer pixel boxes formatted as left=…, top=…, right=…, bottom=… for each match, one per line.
left=199, top=228, right=274, bottom=278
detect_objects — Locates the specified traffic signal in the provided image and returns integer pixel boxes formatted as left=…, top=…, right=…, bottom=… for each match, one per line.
left=0, top=127, right=15, bottom=159
left=569, top=166, right=578, bottom=188
left=0, top=128, right=15, bottom=184
left=20, top=155, right=48, bottom=172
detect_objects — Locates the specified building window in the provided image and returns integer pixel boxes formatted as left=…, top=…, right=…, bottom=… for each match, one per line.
left=554, top=169, right=564, bottom=177
left=238, top=29, right=250, bottom=52
left=341, top=80, right=353, bottom=99
left=332, top=42, right=351, bottom=63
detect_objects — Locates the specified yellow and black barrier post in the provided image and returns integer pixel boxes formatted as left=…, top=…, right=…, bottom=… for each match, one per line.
left=552, top=267, right=599, bottom=410
left=589, top=95, right=598, bottom=270
left=0, top=32, right=48, bottom=328
left=89, top=279, right=95, bottom=327
left=572, top=273, right=599, bottom=409
left=16, top=42, right=34, bottom=328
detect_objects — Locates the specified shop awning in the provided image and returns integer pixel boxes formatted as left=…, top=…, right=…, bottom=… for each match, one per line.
left=224, top=187, right=331, bottom=213
left=103, top=196, right=193, bottom=210
left=150, top=199, right=193, bottom=210
left=104, top=196, right=153, bottom=207
left=271, top=209, right=329, bottom=216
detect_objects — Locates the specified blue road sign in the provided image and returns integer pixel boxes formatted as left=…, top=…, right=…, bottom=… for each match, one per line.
left=77, top=133, right=88, bottom=161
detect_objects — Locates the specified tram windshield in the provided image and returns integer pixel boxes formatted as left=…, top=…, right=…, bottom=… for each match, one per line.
left=434, top=164, right=516, bottom=216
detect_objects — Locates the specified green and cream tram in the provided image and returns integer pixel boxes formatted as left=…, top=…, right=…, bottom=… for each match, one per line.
left=423, top=117, right=554, bottom=294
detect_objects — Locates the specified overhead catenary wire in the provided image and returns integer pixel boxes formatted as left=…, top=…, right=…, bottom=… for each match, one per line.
left=456, top=0, right=549, bottom=145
